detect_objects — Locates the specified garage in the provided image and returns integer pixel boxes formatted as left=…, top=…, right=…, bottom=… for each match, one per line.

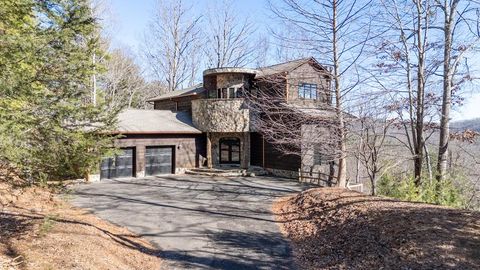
left=145, top=146, right=174, bottom=176
left=100, top=148, right=135, bottom=179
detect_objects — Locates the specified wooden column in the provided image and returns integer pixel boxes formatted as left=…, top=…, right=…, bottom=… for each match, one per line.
left=206, top=132, right=212, bottom=168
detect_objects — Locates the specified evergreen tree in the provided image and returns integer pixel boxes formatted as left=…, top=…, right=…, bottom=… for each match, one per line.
left=0, top=0, right=120, bottom=182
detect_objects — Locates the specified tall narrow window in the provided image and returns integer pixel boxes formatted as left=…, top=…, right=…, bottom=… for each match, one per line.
left=228, top=88, right=235, bottom=98
left=237, top=87, right=245, bottom=98
left=298, top=83, right=318, bottom=100
left=217, top=88, right=228, bottom=98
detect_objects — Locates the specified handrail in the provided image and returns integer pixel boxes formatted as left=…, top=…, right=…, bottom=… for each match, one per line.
left=298, top=169, right=336, bottom=187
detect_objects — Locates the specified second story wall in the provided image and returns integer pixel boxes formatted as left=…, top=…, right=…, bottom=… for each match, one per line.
left=286, top=62, right=331, bottom=105
left=153, top=94, right=204, bottom=113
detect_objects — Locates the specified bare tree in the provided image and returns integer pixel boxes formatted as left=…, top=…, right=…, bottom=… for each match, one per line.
left=375, top=0, right=480, bottom=185
left=203, top=0, right=256, bottom=68
left=435, top=0, right=480, bottom=181
left=99, top=48, right=150, bottom=109
left=144, top=0, right=202, bottom=91
left=353, top=109, right=395, bottom=195
left=266, top=0, right=373, bottom=187
left=374, top=0, right=437, bottom=185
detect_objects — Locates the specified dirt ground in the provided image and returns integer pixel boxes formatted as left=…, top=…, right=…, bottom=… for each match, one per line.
left=0, top=182, right=161, bottom=270
left=273, top=187, right=480, bottom=270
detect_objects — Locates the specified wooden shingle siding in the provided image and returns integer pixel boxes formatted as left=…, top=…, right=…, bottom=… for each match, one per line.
left=250, top=132, right=263, bottom=167
left=264, top=140, right=301, bottom=171
left=286, top=62, right=331, bottom=104
left=153, top=94, right=205, bottom=113
left=250, top=132, right=300, bottom=171
left=153, top=100, right=176, bottom=111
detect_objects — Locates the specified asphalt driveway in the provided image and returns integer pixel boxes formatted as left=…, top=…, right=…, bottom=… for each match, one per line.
left=70, top=175, right=308, bottom=270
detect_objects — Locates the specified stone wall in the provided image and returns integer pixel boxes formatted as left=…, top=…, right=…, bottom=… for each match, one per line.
left=192, top=99, right=250, bottom=132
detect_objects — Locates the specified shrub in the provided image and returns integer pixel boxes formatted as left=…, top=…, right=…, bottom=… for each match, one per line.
left=377, top=173, right=467, bottom=209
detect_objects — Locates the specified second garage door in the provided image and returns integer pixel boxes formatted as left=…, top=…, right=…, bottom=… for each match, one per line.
left=145, top=146, right=174, bottom=176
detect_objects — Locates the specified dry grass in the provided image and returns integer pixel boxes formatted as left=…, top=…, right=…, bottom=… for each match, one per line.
left=0, top=182, right=161, bottom=270
left=273, top=187, right=480, bottom=270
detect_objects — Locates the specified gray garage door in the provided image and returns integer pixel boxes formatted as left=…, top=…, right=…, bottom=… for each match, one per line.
left=145, top=146, right=173, bottom=176
left=100, top=148, right=135, bottom=179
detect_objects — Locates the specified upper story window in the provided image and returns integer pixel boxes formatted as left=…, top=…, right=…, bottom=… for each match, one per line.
left=216, top=87, right=243, bottom=99
left=298, top=83, right=318, bottom=100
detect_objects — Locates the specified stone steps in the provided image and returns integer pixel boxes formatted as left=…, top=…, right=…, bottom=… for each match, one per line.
left=184, top=166, right=270, bottom=177
left=185, top=168, right=246, bottom=177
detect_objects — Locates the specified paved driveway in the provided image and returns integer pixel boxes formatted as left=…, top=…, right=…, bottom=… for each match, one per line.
left=70, top=175, right=308, bottom=270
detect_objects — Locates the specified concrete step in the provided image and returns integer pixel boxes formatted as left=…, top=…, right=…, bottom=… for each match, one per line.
left=185, top=167, right=248, bottom=177
left=188, top=167, right=240, bottom=173
left=184, top=166, right=271, bottom=177
left=185, top=170, right=244, bottom=177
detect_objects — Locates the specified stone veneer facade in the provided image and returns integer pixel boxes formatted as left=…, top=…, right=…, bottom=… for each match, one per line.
left=194, top=68, right=256, bottom=169
left=191, top=99, right=250, bottom=132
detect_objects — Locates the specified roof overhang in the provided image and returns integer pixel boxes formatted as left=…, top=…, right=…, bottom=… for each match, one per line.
left=108, top=131, right=203, bottom=135
left=203, top=67, right=257, bottom=76
left=146, top=92, right=199, bottom=103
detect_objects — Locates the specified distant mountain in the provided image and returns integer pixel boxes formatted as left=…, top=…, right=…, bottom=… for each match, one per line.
left=451, top=118, right=480, bottom=131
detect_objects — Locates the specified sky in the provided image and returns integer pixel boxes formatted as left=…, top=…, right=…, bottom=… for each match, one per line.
left=104, top=0, right=268, bottom=52
left=104, top=0, right=479, bottom=121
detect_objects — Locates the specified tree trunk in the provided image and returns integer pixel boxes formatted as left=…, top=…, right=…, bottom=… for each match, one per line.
left=413, top=0, right=426, bottom=185
left=424, top=143, right=433, bottom=181
left=332, top=0, right=347, bottom=188
left=370, top=174, right=376, bottom=196
left=437, top=2, right=454, bottom=182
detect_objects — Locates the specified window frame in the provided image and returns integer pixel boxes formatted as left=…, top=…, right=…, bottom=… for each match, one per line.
left=298, top=83, right=318, bottom=100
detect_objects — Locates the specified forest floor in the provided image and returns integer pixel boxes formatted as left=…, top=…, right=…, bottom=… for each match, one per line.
left=0, top=182, right=161, bottom=270
left=273, top=187, right=480, bottom=270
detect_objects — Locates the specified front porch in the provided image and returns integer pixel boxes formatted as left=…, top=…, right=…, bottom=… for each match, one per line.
left=206, top=132, right=250, bottom=169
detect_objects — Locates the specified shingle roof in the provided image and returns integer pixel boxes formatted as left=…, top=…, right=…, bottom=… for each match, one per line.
left=146, top=84, right=205, bottom=102
left=144, top=58, right=329, bottom=102
left=114, top=109, right=201, bottom=134
left=256, top=57, right=329, bottom=78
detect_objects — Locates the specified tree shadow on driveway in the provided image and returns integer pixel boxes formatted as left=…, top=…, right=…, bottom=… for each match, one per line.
left=159, top=229, right=295, bottom=270
left=70, top=175, right=306, bottom=269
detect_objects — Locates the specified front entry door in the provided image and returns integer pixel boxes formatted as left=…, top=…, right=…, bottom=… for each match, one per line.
left=220, top=138, right=240, bottom=164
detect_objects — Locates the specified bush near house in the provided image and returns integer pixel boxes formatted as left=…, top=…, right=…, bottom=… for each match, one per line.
left=377, top=173, right=470, bottom=209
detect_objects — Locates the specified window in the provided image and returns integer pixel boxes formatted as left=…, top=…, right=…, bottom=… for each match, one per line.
left=236, top=87, right=244, bottom=98
left=228, top=88, right=235, bottom=98
left=313, top=143, right=332, bottom=166
left=298, top=83, right=318, bottom=99
left=216, top=87, right=244, bottom=99
left=217, top=88, right=228, bottom=98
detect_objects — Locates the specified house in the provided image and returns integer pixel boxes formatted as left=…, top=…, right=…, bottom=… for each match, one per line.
left=96, top=57, right=333, bottom=180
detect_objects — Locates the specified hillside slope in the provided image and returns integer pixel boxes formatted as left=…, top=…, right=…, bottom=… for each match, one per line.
left=273, top=188, right=480, bottom=270
left=0, top=183, right=161, bottom=269
left=451, top=118, right=480, bottom=131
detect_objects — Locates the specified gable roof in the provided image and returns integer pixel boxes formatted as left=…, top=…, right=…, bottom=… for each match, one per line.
left=113, top=109, right=201, bottom=134
left=146, top=84, right=205, bottom=102
left=144, top=57, right=330, bottom=102
left=256, top=57, right=330, bottom=78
